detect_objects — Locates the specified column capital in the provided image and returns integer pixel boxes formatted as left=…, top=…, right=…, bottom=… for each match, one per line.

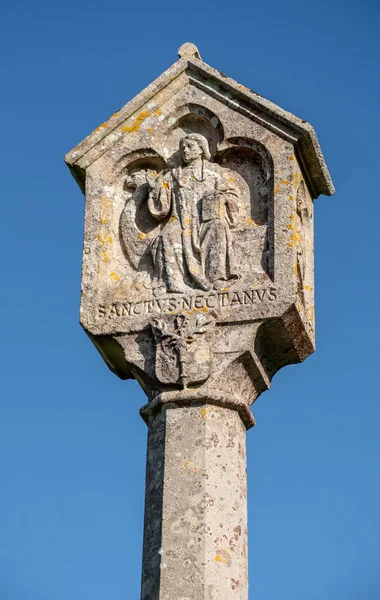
left=140, top=390, right=256, bottom=430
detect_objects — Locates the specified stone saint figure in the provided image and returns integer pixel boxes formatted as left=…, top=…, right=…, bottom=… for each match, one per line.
left=145, top=133, right=240, bottom=295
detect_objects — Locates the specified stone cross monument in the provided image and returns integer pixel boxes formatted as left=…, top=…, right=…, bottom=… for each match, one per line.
left=65, top=43, right=334, bottom=599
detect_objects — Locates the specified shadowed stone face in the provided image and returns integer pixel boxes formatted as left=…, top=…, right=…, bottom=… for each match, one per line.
left=65, top=42, right=333, bottom=600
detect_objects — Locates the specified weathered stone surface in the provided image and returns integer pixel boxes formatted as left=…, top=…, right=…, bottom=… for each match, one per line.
left=65, top=42, right=333, bottom=599
left=141, top=403, right=248, bottom=600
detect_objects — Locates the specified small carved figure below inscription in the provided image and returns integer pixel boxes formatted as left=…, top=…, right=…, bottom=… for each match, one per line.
left=152, top=313, right=216, bottom=388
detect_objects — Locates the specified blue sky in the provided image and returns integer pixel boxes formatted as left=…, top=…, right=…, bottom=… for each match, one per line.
left=0, top=1, right=379, bottom=598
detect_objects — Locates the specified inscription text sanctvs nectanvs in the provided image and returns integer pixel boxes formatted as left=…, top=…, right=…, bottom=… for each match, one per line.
left=98, top=287, right=277, bottom=320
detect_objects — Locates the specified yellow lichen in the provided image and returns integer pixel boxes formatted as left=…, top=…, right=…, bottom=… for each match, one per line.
left=121, top=110, right=151, bottom=133
left=286, top=233, right=302, bottom=248
left=110, top=271, right=119, bottom=281
left=215, top=550, right=231, bottom=565
left=306, top=306, right=315, bottom=322
left=94, top=122, right=108, bottom=133
left=243, top=217, right=262, bottom=226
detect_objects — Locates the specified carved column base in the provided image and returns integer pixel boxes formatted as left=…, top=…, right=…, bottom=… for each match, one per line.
left=141, top=401, right=249, bottom=600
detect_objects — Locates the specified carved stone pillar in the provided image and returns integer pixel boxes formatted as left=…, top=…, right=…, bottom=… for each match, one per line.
left=65, top=42, right=334, bottom=599
left=140, top=401, right=248, bottom=600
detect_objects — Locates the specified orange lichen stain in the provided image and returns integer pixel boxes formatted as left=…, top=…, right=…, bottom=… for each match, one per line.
left=293, top=172, right=303, bottom=188
left=243, top=218, right=255, bottom=226
left=183, top=306, right=209, bottom=316
left=102, top=251, right=109, bottom=263
left=305, top=285, right=313, bottom=292
left=138, top=232, right=151, bottom=240
left=154, top=107, right=162, bottom=116
left=306, top=306, right=315, bottom=322
left=286, top=233, right=302, bottom=248
left=287, top=223, right=296, bottom=231
left=169, top=215, right=177, bottom=223
left=101, top=218, right=107, bottom=224
left=215, top=550, right=231, bottom=565
left=274, top=184, right=281, bottom=193
left=121, top=110, right=151, bottom=133
left=184, top=217, right=191, bottom=226
left=289, top=155, right=295, bottom=160
left=221, top=287, right=230, bottom=293
left=94, top=122, right=108, bottom=133
left=107, top=236, right=113, bottom=244
left=280, top=179, right=291, bottom=185
left=293, top=264, right=298, bottom=274
left=110, top=271, right=119, bottom=281
left=289, top=213, right=296, bottom=220
left=200, top=407, right=207, bottom=419
left=182, top=461, right=196, bottom=475
left=274, top=170, right=280, bottom=174
left=289, top=195, right=294, bottom=201
left=162, top=180, right=170, bottom=190
left=97, top=234, right=105, bottom=246
left=147, top=127, right=153, bottom=133
left=111, top=111, right=119, bottom=119
left=228, top=177, right=234, bottom=183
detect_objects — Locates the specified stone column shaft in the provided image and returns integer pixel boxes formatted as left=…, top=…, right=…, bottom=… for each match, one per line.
left=141, top=403, right=248, bottom=600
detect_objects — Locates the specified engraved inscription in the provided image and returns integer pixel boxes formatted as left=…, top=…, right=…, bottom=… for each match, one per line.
left=98, top=287, right=277, bottom=320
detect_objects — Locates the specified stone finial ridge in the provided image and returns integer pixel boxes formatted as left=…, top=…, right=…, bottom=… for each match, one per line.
left=178, top=42, right=202, bottom=60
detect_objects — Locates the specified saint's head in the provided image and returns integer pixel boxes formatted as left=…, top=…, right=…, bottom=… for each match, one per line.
left=179, top=133, right=211, bottom=165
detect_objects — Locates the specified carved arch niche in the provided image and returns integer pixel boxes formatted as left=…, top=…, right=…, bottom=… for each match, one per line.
left=116, top=149, right=166, bottom=271
left=165, top=103, right=224, bottom=165
left=215, top=138, right=274, bottom=281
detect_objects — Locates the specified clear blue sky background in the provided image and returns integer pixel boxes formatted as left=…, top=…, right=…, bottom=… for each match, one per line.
left=0, top=1, right=379, bottom=598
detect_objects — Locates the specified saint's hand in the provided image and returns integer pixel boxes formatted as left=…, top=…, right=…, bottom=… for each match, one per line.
left=146, top=169, right=160, bottom=190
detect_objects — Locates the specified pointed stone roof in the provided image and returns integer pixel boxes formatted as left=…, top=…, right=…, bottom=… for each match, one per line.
left=65, top=43, right=334, bottom=199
